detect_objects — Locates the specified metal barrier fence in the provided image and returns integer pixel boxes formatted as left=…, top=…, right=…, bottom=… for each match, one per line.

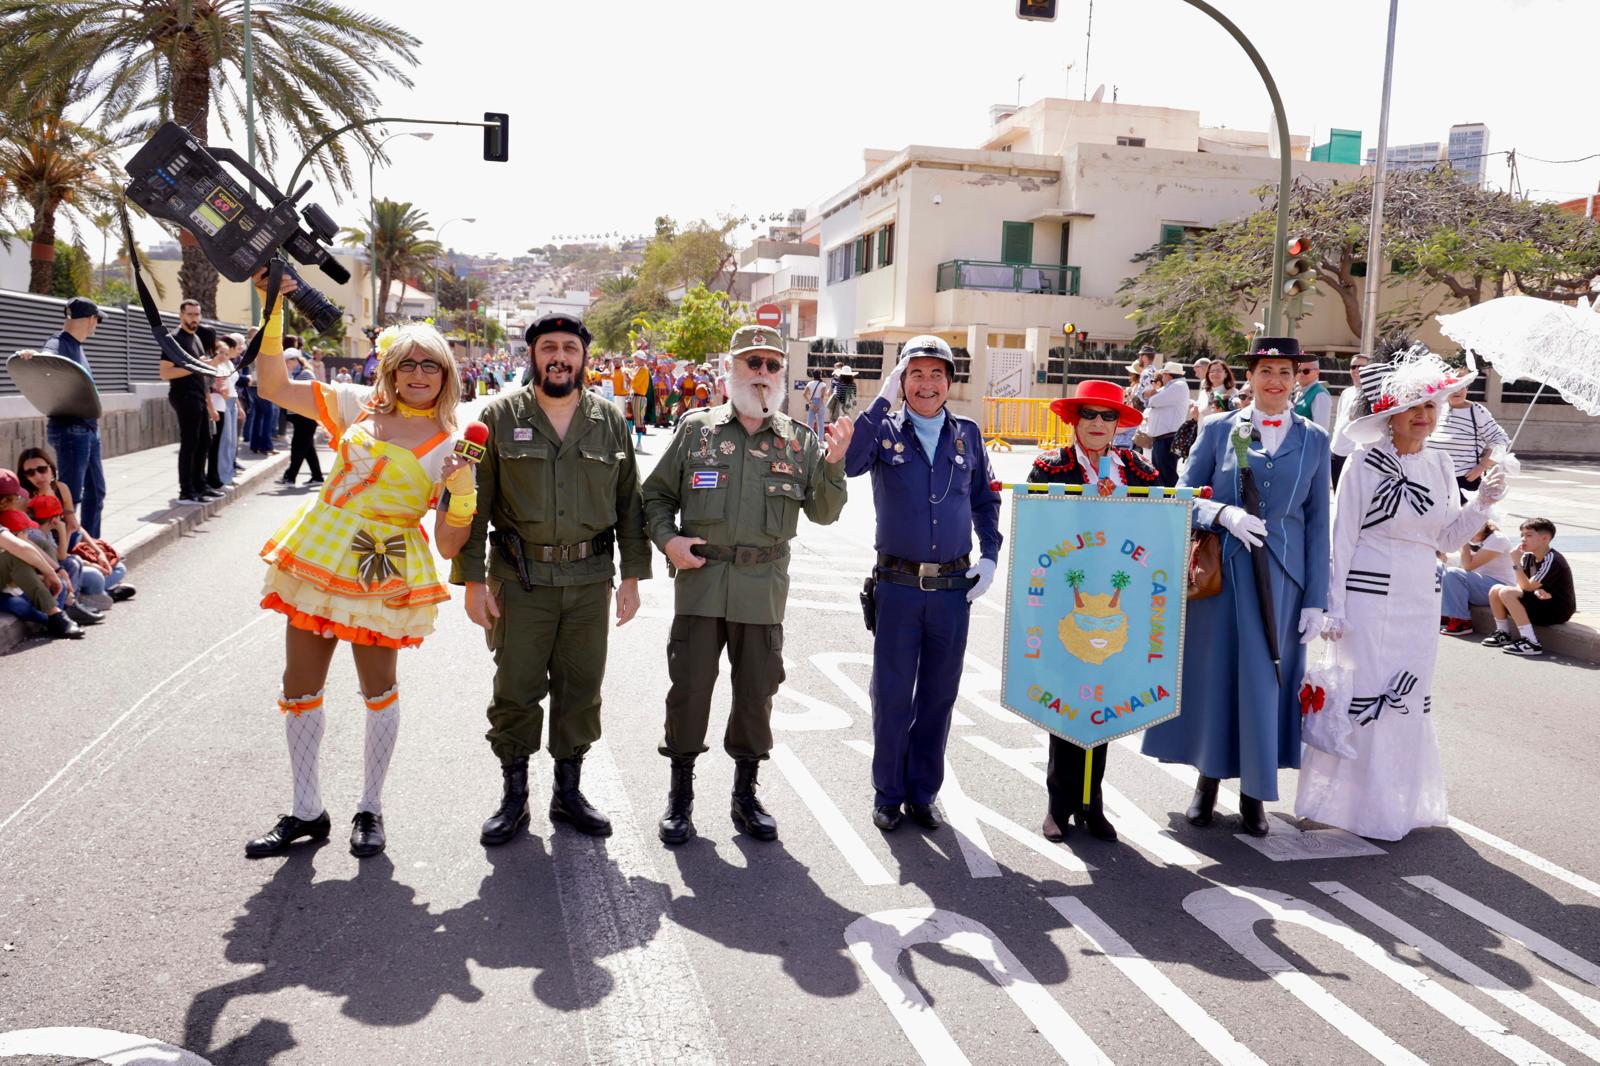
left=981, top=397, right=1073, bottom=451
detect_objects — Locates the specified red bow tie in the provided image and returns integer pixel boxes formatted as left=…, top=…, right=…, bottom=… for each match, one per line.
left=1261, top=418, right=1283, bottom=427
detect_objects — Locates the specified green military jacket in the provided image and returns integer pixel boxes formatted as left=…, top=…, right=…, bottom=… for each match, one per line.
left=451, top=387, right=651, bottom=587
left=642, top=403, right=847, bottom=625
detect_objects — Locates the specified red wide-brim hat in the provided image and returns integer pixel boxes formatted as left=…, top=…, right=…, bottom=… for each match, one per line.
left=1049, top=379, right=1143, bottom=428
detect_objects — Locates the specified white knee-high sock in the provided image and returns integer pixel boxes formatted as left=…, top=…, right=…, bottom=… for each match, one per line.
left=358, top=686, right=400, bottom=815
left=280, top=691, right=326, bottom=821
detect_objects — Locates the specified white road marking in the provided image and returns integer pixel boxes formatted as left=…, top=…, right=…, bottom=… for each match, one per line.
left=772, top=664, right=854, bottom=731
left=844, top=907, right=1113, bottom=1066
left=0, top=1026, right=213, bottom=1064
left=769, top=743, right=892, bottom=886
left=0, top=613, right=272, bottom=849
left=1544, top=980, right=1600, bottom=1029
left=1446, top=818, right=1600, bottom=903
left=1047, top=896, right=1267, bottom=1066
left=1185, top=885, right=1557, bottom=1066
left=1316, top=880, right=1600, bottom=1062
left=548, top=740, right=728, bottom=1065
left=1405, top=876, right=1600, bottom=988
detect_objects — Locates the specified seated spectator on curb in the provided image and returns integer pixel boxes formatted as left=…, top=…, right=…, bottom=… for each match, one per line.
left=1483, top=517, right=1576, bottom=657
left=17, top=445, right=135, bottom=604
left=1438, top=518, right=1515, bottom=634
left=0, top=526, right=82, bottom=639
left=0, top=469, right=101, bottom=629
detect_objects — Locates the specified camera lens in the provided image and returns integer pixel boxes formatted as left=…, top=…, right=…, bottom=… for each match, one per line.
left=281, top=263, right=344, bottom=334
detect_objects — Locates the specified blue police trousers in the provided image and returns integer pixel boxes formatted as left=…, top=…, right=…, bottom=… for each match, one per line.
left=869, top=579, right=971, bottom=806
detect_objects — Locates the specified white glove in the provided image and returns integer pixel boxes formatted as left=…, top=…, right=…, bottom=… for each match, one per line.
left=965, top=557, right=996, bottom=603
left=1216, top=505, right=1267, bottom=550
left=1476, top=464, right=1508, bottom=504
left=1322, top=614, right=1346, bottom=641
left=878, top=359, right=907, bottom=407
left=1297, top=607, right=1325, bottom=645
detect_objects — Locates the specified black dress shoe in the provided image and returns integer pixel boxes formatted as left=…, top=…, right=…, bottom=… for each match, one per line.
left=1073, top=807, right=1119, bottom=842
left=1238, top=795, right=1271, bottom=837
left=1042, top=810, right=1066, bottom=842
left=45, top=612, right=84, bottom=639
left=1186, top=775, right=1221, bottom=827
left=108, top=584, right=137, bottom=602
left=350, top=811, right=386, bottom=857
left=872, top=804, right=903, bottom=832
left=905, top=802, right=944, bottom=830
left=245, top=812, right=331, bottom=857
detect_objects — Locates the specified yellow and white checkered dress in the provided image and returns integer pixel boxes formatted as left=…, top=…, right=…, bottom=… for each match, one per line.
left=260, top=382, right=454, bottom=648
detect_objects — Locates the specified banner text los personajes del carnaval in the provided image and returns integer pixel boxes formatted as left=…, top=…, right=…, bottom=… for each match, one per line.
left=1001, top=490, right=1195, bottom=748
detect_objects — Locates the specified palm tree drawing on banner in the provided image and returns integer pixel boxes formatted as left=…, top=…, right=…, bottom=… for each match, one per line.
left=1058, top=568, right=1131, bottom=665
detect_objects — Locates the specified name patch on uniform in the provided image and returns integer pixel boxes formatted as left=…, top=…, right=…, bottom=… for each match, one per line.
left=691, top=470, right=724, bottom=490
left=513, top=427, right=534, bottom=442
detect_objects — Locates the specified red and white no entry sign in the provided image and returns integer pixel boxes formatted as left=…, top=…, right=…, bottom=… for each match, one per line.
left=754, top=303, right=782, bottom=327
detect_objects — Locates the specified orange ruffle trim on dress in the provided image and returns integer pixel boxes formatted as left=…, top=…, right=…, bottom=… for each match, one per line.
left=261, top=591, right=425, bottom=649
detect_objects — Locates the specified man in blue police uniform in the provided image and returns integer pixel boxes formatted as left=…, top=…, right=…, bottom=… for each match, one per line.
left=845, top=335, right=1002, bottom=832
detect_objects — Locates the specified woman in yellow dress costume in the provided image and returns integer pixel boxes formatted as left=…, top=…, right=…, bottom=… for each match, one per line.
left=244, top=270, right=478, bottom=860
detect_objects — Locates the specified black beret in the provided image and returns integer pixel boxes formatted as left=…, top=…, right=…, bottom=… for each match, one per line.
left=525, top=313, right=592, bottom=349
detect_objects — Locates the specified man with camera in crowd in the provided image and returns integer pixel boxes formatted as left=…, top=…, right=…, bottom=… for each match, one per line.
left=159, top=299, right=220, bottom=505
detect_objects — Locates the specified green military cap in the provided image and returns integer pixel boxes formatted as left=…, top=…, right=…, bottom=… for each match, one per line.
left=730, top=325, right=786, bottom=360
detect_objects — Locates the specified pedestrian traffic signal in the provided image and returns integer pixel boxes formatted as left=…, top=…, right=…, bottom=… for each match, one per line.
left=1016, top=0, right=1058, bottom=21
left=1283, top=236, right=1315, bottom=297
left=469, top=299, right=478, bottom=312
left=483, top=112, right=509, bottom=163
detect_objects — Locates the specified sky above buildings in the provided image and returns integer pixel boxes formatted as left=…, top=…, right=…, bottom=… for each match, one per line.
left=130, top=0, right=1600, bottom=259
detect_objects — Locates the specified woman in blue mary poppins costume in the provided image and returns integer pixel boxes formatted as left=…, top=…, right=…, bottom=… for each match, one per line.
left=1140, top=338, right=1331, bottom=836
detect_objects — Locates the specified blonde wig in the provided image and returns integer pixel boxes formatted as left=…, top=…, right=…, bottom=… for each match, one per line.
left=368, top=323, right=462, bottom=432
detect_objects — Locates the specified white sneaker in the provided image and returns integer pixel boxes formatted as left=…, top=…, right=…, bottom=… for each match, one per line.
left=83, top=593, right=115, bottom=612
left=1502, top=637, right=1544, bottom=657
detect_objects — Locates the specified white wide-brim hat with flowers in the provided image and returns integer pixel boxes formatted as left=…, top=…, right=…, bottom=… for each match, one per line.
left=1343, top=341, right=1476, bottom=446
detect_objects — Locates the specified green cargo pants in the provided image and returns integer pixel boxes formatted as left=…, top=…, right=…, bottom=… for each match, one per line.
left=484, top=576, right=611, bottom=762
left=0, top=551, right=55, bottom=617
left=660, top=615, right=784, bottom=761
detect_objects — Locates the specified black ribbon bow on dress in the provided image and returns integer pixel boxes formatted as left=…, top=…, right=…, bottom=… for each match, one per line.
left=1362, top=449, right=1433, bottom=529
left=1349, top=669, right=1419, bottom=726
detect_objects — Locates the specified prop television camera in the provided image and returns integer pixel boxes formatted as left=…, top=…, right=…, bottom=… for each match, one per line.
left=124, top=122, right=347, bottom=334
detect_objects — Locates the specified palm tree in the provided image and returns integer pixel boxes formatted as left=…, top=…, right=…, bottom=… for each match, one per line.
left=341, top=199, right=440, bottom=326
left=1065, top=569, right=1086, bottom=609
left=1109, top=570, right=1132, bottom=609
left=0, top=0, right=421, bottom=314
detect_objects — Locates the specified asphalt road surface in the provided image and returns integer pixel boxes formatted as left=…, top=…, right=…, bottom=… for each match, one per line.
left=2, top=420, right=1597, bottom=1066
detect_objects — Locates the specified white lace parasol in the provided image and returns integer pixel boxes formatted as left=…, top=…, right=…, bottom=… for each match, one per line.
left=1436, top=294, right=1600, bottom=416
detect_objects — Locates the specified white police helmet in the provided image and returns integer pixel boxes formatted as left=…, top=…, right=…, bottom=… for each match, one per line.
left=898, top=334, right=956, bottom=375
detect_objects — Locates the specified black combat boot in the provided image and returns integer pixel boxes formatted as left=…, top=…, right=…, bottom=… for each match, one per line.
left=1186, top=774, right=1221, bottom=827
left=658, top=756, right=697, bottom=846
left=730, top=758, right=777, bottom=841
left=1237, top=794, right=1271, bottom=837
left=550, top=756, right=612, bottom=837
left=480, top=757, right=530, bottom=846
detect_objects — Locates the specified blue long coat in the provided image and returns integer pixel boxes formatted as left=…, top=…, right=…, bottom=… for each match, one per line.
left=1140, top=408, right=1331, bottom=800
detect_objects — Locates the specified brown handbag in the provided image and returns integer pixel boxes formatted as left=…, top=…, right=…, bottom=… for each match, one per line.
left=1187, top=530, right=1222, bottom=601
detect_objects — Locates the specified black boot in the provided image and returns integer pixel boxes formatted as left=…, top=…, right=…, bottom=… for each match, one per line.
left=550, top=756, right=612, bottom=837
left=659, top=756, right=697, bottom=846
left=730, top=758, right=777, bottom=841
left=1072, top=746, right=1117, bottom=841
left=1238, top=794, right=1271, bottom=837
left=1186, top=775, right=1221, bottom=827
left=480, top=757, right=530, bottom=846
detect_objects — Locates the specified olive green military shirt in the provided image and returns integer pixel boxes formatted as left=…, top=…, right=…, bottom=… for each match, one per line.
left=642, top=403, right=847, bottom=625
left=451, top=388, right=651, bottom=587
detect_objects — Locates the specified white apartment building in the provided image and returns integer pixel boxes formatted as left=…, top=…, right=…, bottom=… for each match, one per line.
left=808, top=97, right=1370, bottom=418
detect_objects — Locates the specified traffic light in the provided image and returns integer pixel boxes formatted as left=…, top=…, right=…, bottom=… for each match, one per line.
left=483, top=112, right=509, bottom=163
left=1283, top=235, right=1315, bottom=297
left=1016, top=0, right=1058, bottom=21
left=469, top=298, right=479, bottom=312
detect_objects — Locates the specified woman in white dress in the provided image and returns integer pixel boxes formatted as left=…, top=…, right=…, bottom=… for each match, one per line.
left=1295, top=344, right=1507, bottom=841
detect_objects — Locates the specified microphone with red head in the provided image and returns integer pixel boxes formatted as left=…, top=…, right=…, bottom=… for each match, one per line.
left=456, top=421, right=490, bottom=463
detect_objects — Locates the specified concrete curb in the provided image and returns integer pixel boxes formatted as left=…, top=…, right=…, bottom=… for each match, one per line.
left=1469, top=604, right=1600, bottom=666
left=1, top=449, right=290, bottom=655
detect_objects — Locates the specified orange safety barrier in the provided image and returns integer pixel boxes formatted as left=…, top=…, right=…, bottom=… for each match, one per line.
left=981, top=397, right=1074, bottom=451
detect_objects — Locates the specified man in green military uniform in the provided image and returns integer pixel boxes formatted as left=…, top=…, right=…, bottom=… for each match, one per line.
left=643, top=325, right=852, bottom=846
left=454, top=312, right=651, bottom=845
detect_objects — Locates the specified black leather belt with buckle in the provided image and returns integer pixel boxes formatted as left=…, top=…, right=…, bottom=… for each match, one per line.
left=691, top=542, right=791, bottom=566
left=875, top=553, right=977, bottom=592
left=525, top=535, right=608, bottom=564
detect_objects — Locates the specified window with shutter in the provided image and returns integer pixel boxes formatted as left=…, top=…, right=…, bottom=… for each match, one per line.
left=1001, top=221, right=1033, bottom=264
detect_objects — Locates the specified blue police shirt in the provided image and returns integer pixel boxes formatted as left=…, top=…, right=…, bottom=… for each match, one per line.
left=845, top=395, right=1002, bottom=564
left=41, top=330, right=98, bottom=432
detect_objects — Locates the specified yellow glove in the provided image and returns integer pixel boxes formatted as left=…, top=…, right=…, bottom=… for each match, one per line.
left=259, top=303, right=285, bottom=357
left=444, top=462, right=476, bottom=496
left=445, top=490, right=478, bottom=527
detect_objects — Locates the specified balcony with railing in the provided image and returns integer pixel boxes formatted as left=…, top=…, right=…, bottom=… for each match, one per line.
left=751, top=268, right=821, bottom=303
left=935, top=260, right=1081, bottom=296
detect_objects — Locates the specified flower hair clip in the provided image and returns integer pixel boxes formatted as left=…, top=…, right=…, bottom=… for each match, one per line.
left=374, top=325, right=404, bottom=355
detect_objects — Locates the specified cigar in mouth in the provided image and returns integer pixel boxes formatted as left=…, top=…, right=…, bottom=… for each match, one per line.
left=755, top=382, right=770, bottom=415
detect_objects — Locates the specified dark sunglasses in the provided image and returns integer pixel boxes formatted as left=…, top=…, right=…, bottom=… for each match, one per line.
left=744, top=356, right=783, bottom=374
left=1296, top=366, right=1319, bottom=375
left=1077, top=408, right=1121, bottom=423
left=21, top=465, right=52, bottom=477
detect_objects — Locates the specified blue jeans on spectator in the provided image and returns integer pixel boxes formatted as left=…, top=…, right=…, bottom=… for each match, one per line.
left=75, top=559, right=127, bottom=601
left=1440, top=563, right=1501, bottom=619
left=0, top=593, right=49, bottom=625
left=249, top=392, right=278, bottom=454
left=46, top=422, right=106, bottom=539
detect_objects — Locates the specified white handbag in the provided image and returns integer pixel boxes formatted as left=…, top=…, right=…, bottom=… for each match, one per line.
left=1301, top=643, right=1357, bottom=759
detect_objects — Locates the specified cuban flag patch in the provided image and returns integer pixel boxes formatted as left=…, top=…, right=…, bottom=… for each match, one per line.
left=691, top=470, right=723, bottom=490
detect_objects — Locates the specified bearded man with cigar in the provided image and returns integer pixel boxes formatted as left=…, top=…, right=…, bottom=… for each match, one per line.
left=643, top=325, right=852, bottom=845
left=453, top=313, right=652, bottom=846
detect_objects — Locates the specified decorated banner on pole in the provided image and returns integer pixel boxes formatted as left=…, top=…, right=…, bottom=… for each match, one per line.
left=1001, top=485, right=1194, bottom=758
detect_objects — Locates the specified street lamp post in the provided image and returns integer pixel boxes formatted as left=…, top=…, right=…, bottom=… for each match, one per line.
left=433, top=216, right=477, bottom=318
left=368, top=131, right=433, bottom=332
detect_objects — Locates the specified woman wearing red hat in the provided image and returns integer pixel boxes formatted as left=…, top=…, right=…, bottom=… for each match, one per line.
left=1027, top=381, right=1160, bottom=842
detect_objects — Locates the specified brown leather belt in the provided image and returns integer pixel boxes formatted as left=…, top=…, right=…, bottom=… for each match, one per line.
left=692, top=542, right=790, bottom=565
left=875, top=552, right=976, bottom=592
